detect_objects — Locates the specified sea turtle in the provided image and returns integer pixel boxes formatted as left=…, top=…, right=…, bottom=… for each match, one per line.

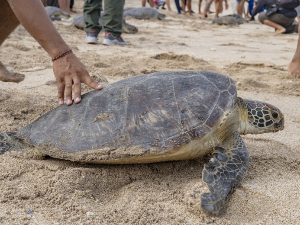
left=123, top=7, right=166, bottom=20
left=212, top=14, right=248, bottom=25
left=71, top=15, right=138, bottom=34
left=44, top=6, right=61, bottom=21
left=0, top=71, right=284, bottom=213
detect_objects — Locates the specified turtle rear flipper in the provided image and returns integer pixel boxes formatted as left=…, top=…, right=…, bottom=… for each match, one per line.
left=122, top=18, right=138, bottom=34
left=157, top=13, right=166, bottom=20
left=0, top=132, right=16, bottom=155
left=201, top=132, right=249, bottom=213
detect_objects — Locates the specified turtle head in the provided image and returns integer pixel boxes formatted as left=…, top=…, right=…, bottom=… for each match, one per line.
left=237, top=98, right=284, bottom=134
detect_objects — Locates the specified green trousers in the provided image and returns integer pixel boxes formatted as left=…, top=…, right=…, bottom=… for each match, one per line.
left=83, top=0, right=125, bottom=37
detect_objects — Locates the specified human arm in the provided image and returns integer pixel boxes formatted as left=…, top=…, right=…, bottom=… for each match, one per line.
left=251, top=0, right=264, bottom=18
left=7, top=0, right=102, bottom=105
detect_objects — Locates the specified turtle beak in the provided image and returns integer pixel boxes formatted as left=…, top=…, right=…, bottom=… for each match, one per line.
left=274, top=116, right=284, bottom=131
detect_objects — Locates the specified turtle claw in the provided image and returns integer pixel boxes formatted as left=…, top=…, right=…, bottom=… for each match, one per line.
left=214, top=152, right=228, bottom=162
left=207, top=158, right=220, bottom=170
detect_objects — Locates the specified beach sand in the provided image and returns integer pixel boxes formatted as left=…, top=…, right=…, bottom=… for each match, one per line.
left=0, top=0, right=300, bottom=224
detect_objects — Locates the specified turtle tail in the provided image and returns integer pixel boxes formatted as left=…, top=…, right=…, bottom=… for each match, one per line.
left=0, top=132, right=16, bottom=155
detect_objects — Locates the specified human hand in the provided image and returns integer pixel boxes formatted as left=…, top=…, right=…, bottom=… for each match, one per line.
left=52, top=52, right=102, bottom=105
left=288, top=59, right=300, bottom=78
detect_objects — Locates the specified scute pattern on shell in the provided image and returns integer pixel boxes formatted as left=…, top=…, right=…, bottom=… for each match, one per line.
left=17, top=71, right=237, bottom=159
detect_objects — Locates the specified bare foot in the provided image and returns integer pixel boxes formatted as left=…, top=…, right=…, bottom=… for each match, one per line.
left=288, top=59, right=300, bottom=78
left=275, top=27, right=286, bottom=35
left=199, top=13, right=207, bottom=19
left=0, top=62, right=25, bottom=83
left=208, top=10, right=214, bottom=14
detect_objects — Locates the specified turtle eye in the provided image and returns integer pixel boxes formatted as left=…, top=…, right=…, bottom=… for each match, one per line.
left=271, top=110, right=279, bottom=119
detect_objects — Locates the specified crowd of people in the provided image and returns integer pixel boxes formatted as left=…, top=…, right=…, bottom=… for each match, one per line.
left=1, top=0, right=300, bottom=106
left=144, top=0, right=300, bottom=35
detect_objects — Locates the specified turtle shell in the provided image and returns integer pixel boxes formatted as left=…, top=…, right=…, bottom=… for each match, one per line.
left=17, top=71, right=237, bottom=163
left=123, top=7, right=163, bottom=20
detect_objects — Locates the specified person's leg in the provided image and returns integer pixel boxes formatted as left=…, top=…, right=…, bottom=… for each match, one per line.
left=83, top=0, right=102, bottom=44
left=244, top=2, right=250, bottom=19
left=181, top=0, right=186, bottom=14
left=58, top=0, right=72, bottom=15
left=248, top=0, right=254, bottom=16
left=174, top=0, right=182, bottom=13
left=261, top=13, right=294, bottom=34
left=198, top=0, right=202, bottom=14
left=268, top=13, right=295, bottom=28
left=264, top=20, right=286, bottom=34
left=0, top=0, right=25, bottom=83
left=199, top=0, right=213, bottom=19
left=166, top=0, right=172, bottom=10
left=237, top=0, right=246, bottom=16
left=214, top=0, right=221, bottom=18
left=148, top=0, right=155, bottom=7
left=142, top=0, right=146, bottom=6
left=187, top=0, right=192, bottom=15
left=102, top=0, right=126, bottom=45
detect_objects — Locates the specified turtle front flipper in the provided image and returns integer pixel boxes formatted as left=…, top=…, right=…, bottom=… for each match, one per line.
left=201, top=132, right=249, bottom=214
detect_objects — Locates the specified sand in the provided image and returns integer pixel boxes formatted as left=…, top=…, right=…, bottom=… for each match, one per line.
left=0, top=0, right=300, bottom=224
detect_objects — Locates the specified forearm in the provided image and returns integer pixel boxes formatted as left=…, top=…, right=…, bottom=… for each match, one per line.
left=251, top=1, right=264, bottom=18
left=251, top=7, right=260, bottom=18
left=7, top=0, right=70, bottom=58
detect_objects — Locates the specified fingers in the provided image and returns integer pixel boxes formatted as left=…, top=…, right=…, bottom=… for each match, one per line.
left=73, top=80, right=81, bottom=104
left=83, top=72, right=103, bottom=90
left=57, top=81, right=65, bottom=105
left=57, top=74, right=101, bottom=106
left=53, top=55, right=103, bottom=106
left=57, top=77, right=73, bottom=106
left=65, top=83, right=73, bottom=106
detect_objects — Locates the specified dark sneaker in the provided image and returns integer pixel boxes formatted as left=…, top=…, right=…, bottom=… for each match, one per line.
left=103, top=32, right=127, bottom=46
left=85, top=31, right=98, bottom=44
